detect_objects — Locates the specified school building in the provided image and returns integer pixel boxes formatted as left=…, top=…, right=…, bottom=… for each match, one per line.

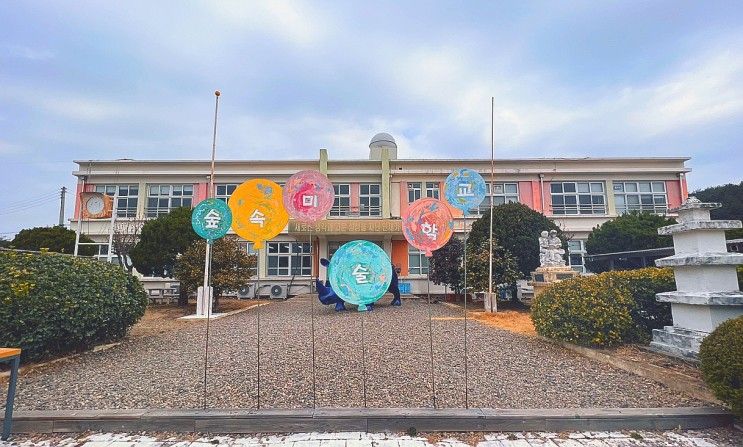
left=71, top=132, right=690, bottom=297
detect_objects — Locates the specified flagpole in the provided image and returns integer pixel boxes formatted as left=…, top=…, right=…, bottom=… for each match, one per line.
left=487, top=97, right=497, bottom=313
left=201, top=90, right=220, bottom=316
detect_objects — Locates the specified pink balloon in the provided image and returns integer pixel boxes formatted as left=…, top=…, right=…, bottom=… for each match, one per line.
left=402, top=198, right=454, bottom=257
left=283, top=170, right=335, bottom=222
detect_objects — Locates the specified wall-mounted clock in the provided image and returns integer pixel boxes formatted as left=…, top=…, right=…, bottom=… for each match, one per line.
left=80, top=192, right=112, bottom=219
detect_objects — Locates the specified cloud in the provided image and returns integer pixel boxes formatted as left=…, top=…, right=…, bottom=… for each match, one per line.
left=625, top=50, right=743, bottom=136
left=3, top=44, right=54, bottom=61
left=206, top=0, right=328, bottom=47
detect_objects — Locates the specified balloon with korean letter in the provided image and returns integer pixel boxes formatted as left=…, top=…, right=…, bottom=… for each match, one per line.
left=191, top=198, right=232, bottom=241
left=283, top=170, right=335, bottom=223
left=402, top=198, right=454, bottom=257
left=228, top=179, right=288, bottom=249
left=328, top=240, right=392, bottom=312
left=444, top=168, right=487, bottom=213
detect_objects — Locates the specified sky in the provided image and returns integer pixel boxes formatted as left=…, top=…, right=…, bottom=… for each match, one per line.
left=1, top=1, right=742, bottom=237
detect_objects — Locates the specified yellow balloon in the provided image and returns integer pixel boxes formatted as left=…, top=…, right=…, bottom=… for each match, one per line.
left=228, top=179, right=288, bottom=249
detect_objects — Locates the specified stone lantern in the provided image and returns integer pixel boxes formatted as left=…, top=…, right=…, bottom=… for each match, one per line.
left=650, top=197, right=743, bottom=360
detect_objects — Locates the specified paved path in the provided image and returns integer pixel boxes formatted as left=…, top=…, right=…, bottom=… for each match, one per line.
left=2, top=429, right=741, bottom=447
left=8, top=296, right=702, bottom=409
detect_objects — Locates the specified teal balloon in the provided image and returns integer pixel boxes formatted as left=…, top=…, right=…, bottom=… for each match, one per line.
left=328, top=240, right=392, bottom=311
left=444, top=168, right=487, bottom=213
left=191, top=198, right=233, bottom=241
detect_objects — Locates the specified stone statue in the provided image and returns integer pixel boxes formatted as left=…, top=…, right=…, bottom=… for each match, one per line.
left=538, top=231, right=549, bottom=266
left=538, top=229, right=566, bottom=267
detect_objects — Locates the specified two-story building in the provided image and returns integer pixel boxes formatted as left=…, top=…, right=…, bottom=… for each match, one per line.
left=71, top=132, right=689, bottom=296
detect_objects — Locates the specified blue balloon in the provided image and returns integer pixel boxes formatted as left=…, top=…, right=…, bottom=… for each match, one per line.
left=444, top=168, right=487, bottom=213
left=328, top=240, right=392, bottom=311
left=191, top=198, right=233, bottom=241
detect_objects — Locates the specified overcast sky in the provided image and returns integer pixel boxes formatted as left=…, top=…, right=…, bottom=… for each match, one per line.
left=1, top=1, right=742, bottom=236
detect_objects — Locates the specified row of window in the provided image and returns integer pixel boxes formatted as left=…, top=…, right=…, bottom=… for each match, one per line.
left=94, top=180, right=672, bottom=218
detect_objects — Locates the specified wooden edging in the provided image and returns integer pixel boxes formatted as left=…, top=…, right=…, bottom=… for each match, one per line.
left=1, top=407, right=733, bottom=434
left=538, top=337, right=720, bottom=405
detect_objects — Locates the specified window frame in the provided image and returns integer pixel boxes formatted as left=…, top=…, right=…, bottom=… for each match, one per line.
left=94, top=184, right=139, bottom=218
left=408, top=182, right=422, bottom=203
left=567, top=239, right=587, bottom=273
left=471, top=182, right=520, bottom=215
left=215, top=183, right=239, bottom=203
left=613, top=181, right=668, bottom=215
left=266, top=242, right=312, bottom=277
left=146, top=184, right=194, bottom=218
left=359, top=183, right=382, bottom=217
left=330, top=183, right=351, bottom=217
left=425, top=182, right=440, bottom=199
left=408, top=245, right=429, bottom=275
left=550, top=181, right=606, bottom=215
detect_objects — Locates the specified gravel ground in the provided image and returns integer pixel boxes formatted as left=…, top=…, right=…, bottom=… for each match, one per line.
left=5, top=295, right=705, bottom=410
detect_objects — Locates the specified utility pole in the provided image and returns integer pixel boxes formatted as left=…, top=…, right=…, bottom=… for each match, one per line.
left=59, top=186, right=67, bottom=227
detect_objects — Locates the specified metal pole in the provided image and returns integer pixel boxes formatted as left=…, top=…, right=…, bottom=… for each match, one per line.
left=427, top=268, right=436, bottom=408
left=73, top=177, right=86, bottom=256
left=106, top=188, right=118, bottom=263
left=257, top=295, right=261, bottom=409
left=463, top=214, right=470, bottom=409
left=309, top=229, right=317, bottom=408
left=488, top=97, right=497, bottom=313
left=201, top=91, right=220, bottom=316
left=361, top=310, right=367, bottom=408
left=58, top=186, right=66, bottom=227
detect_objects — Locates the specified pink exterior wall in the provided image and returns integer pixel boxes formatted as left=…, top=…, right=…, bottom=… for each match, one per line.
left=666, top=180, right=684, bottom=209
left=541, top=181, right=552, bottom=216
left=350, top=183, right=360, bottom=211
left=517, top=181, right=534, bottom=209
left=681, top=176, right=689, bottom=201
left=73, top=182, right=95, bottom=218
left=193, top=182, right=209, bottom=205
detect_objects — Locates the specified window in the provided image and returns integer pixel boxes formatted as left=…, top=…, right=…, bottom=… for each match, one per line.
left=95, top=184, right=139, bottom=217
left=215, top=184, right=238, bottom=203
left=409, top=182, right=440, bottom=203
left=568, top=240, right=586, bottom=273
left=472, top=182, right=519, bottom=215
left=267, top=242, right=311, bottom=276
left=328, top=241, right=342, bottom=259
left=360, top=183, right=381, bottom=217
left=425, top=182, right=440, bottom=199
left=146, top=184, right=193, bottom=217
left=408, top=182, right=422, bottom=203
left=408, top=246, right=429, bottom=275
left=331, top=184, right=350, bottom=217
left=550, top=182, right=606, bottom=215
left=328, top=240, right=383, bottom=259
left=239, top=242, right=258, bottom=277
left=613, top=181, right=667, bottom=214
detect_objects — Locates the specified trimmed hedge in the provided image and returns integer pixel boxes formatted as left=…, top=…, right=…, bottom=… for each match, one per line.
left=699, top=316, right=743, bottom=418
left=531, top=268, right=674, bottom=347
left=0, top=250, right=147, bottom=362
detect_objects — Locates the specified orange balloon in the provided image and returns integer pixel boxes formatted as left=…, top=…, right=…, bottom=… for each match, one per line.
left=228, top=179, right=288, bottom=249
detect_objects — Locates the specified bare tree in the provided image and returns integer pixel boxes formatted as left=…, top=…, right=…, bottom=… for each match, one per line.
left=112, top=221, right=142, bottom=273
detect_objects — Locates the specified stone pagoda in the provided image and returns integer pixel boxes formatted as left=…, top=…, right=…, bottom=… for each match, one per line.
left=650, top=197, right=743, bottom=360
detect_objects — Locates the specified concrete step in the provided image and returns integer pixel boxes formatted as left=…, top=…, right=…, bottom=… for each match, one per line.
left=649, top=340, right=699, bottom=361
left=650, top=326, right=708, bottom=361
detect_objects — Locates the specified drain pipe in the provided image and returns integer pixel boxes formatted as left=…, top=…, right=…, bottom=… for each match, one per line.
left=539, top=173, right=545, bottom=214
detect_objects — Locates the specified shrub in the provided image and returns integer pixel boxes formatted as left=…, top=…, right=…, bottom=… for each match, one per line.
left=606, top=268, right=674, bottom=342
left=0, top=250, right=148, bottom=362
left=699, top=316, right=743, bottom=418
left=531, top=267, right=675, bottom=347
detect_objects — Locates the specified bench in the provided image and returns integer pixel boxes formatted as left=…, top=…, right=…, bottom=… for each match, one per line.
left=1, top=348, right=21, bottom=441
